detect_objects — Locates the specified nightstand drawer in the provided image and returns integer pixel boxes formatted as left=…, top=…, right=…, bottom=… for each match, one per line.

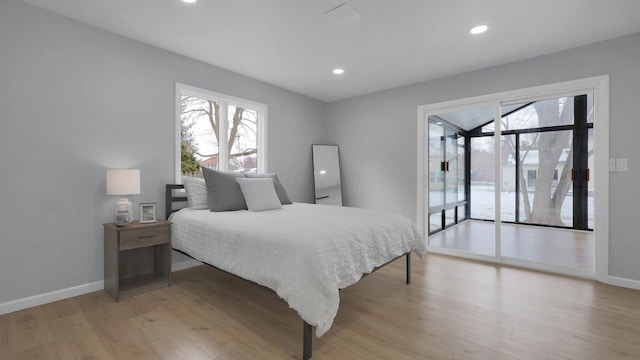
left=119, top=226, right=169, bottom=250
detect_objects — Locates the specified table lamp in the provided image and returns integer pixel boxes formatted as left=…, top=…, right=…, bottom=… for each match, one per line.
left=106, top=169, right=140, bottom=226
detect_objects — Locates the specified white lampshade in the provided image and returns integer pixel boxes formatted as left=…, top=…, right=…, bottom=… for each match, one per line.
left=106, top=169, right=140, bottom=226
left=106, top=169, right=140, bottom=196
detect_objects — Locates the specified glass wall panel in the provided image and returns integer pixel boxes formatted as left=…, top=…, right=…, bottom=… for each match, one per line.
left=445, top=128, right=459, bottom=206
left=503, top=97, right=574, bottom=130
left=445, top=208, right=456, bottom=227
left=429, top=213, right=442, bottom=233
left=518, top=130, right=573, bottom=227
left=470, top=136, right=495, bottom=220
left=457, top=135, right=466, bottom=202
left=457, top=205, right=466, bottom=222
left=428, top=121, right=444, bottom=209
left=501, top=134, right=516, bottom=222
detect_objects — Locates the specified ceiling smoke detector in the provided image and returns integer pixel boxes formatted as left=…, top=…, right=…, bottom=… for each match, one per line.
left=323, top=3, right=361, bottom=26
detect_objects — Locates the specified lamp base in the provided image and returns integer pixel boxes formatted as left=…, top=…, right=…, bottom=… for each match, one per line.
left=114, top=197, right=133, bottom=226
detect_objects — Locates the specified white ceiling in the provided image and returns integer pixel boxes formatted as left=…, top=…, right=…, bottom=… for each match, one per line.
left=19, top=0, right=640, bottom=102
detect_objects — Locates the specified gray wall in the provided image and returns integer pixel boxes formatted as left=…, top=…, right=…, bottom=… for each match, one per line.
left=2, top=0, right=639, bottom=306
left=326, top=32, right=640, bottom=281
left=0, top=1, right=326, bottom=304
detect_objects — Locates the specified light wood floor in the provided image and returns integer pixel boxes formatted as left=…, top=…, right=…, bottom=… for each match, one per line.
left=429, top=220, right=595, bottom=270
left=2, top=253, right=640, bottom=359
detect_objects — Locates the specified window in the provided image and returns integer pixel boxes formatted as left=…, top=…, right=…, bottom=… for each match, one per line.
left=175, top=84, right=267, bottom=181
left=527, top=169, right=537, bottom=187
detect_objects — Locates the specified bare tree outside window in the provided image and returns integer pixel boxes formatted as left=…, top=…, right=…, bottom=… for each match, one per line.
left=180, top=95, right=259, bottom=176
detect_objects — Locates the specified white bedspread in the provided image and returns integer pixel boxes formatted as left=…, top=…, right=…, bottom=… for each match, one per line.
left=169, top=203, right=426, bottom=337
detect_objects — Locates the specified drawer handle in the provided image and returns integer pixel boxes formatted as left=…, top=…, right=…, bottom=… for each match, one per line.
left=137, top=234, right=155, bottom=239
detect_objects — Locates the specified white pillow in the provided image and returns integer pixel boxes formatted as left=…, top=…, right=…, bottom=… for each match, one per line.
left=236, top=178, right=282, bottom=212
left=183, top=177, right=209, bottom=210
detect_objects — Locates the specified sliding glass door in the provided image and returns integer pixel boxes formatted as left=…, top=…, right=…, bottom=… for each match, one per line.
left=419, top=78, right=606, bottom=278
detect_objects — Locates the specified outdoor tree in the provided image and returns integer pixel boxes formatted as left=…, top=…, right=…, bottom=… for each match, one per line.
left=180, top=95, right=258, bottom=173
left=181, top=142, right=200, bottom=174
left=502, top=98, right=574, bottom=226
left=528, top=99, right=574, bottom=225
left=180, top=107, right=200, bottom=174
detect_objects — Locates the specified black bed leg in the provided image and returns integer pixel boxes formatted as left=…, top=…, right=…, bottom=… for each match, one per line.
left=406, top=253, right=411, bottom=284
left=303, top=321, right=312, bottom=360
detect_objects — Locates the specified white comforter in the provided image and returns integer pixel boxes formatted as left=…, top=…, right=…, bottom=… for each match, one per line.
left=169, top=203, right=426, bottom=337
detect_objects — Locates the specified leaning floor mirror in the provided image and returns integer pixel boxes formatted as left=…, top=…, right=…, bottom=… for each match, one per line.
left=312, top=145, right=343, bottom=206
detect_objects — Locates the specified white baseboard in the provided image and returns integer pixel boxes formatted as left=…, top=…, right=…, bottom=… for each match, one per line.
left=0, top=280, right=104, bottom=316
left=0, top=260, right=203, bottom=316
left=606, top=276, right=640, bottom=290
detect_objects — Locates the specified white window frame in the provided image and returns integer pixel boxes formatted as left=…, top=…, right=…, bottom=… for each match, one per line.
left=175, top=83, right=268, bottom=182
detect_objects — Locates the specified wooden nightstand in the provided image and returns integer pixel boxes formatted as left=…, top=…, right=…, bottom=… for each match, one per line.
left=103, top=220, right=171, bottom=301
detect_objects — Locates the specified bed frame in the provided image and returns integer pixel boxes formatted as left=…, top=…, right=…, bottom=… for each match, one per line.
left=165, top=184, right=412, bottom=360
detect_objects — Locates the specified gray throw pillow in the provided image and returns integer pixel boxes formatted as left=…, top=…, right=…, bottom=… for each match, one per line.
left=244, top=172, right=292, bottom=204
left=202, top=167, right=247, bottom=211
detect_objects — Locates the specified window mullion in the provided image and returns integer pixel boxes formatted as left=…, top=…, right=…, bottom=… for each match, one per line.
left=219, top=101, right=229, bottom=171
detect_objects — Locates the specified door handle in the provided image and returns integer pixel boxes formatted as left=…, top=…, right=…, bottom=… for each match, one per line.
left=571, top=168, right=590, bottom=181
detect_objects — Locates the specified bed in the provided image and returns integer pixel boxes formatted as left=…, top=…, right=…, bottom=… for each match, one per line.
left=165, top=175, right=426, bottom=359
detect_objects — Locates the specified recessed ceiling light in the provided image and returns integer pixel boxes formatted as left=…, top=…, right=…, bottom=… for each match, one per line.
left=470, top=25, right=488, bottom=34
left=332, top=68, right=345, bottom=75
left=181, top=0, right=197, bottom=3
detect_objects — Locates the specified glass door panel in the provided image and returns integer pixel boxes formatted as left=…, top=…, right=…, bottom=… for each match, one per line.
left=500, top=94, right=594, bottom=272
